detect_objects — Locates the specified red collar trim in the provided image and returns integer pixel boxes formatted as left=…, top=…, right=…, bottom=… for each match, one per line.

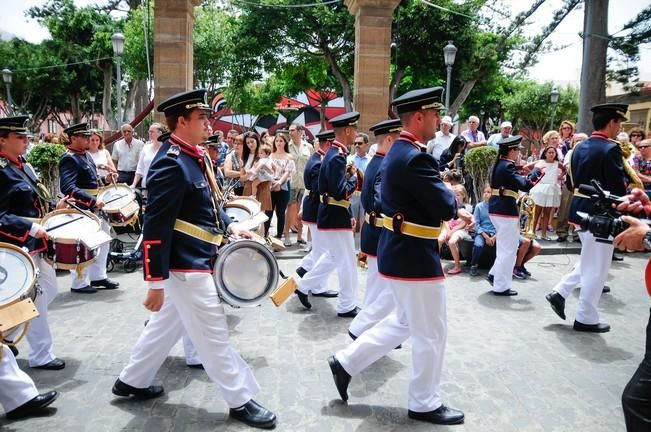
left=591, top=131, right=609, bottom=139
left=499, top=157, right=516, bottom=163
left=317, top=149, right=325, bottom=156
left=67, top=146, right=86, bottom=155
left=0, top=151, right=22, bottom=168
left=170, top=133, right=204, bottom=159
left=332, top=140, right=349, bottom=156
left=374, top=151, right=386, bottom=157
left=399, top=131, right=426, bottom=151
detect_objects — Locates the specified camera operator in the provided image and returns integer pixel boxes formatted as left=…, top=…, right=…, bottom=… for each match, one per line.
left=613, top=189, right=651, bottom=432
left=545, top=103, right=629, bottom=333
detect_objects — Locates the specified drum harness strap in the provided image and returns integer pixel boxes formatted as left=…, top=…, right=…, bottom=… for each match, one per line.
left=173, top=219, right=223, bottom=246
left=6, top=163, right=51, bottom=215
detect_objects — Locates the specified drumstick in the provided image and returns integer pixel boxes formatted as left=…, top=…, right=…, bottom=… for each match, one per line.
left=64, top=198, right=97, bottom=220
left=103, top=193, right=128, bottom=205
left=45, top=216, right=85, bottom=233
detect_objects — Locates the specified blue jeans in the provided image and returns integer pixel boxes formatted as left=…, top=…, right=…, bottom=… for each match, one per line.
left=471, top=234, right=491, bottom=266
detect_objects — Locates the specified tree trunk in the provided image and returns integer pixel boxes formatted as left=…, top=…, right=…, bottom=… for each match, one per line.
left=70, top=92, right=81, bottom=124
left=448, top=79, right=478, bottom=118
left=389, top=67, right=405, bottom=109
left=102, top=64, right=115, bottom=130
left=577, top=0, right=609, bottom=133
left=321, top=44, right=353, bottom=111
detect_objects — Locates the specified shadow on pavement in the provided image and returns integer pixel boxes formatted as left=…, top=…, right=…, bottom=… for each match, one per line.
left=477, top=291, right=535, bottom=312
left=543, top=324, right=634, bottom=363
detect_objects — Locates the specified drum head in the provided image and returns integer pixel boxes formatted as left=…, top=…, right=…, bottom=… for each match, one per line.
left=214, top=240, right=278, bottom=308
left=0, top=243, right=36, bottom=305
left=42, top=212, right=100, bottom=239
left=224, top=198, right=262, bottom=225
left=98, top=184, right=136, bottom=212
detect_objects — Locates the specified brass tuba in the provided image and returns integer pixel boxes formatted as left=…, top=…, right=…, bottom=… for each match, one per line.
left=518, top=194, right=537, bottom=239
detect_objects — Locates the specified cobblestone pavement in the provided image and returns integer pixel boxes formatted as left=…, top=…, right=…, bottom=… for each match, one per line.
left=1, top=252, right=648, bottom=431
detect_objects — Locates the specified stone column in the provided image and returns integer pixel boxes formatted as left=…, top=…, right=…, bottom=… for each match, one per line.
left=345, top=0, right=400, bottom=133
left=154, top=0, right=201, bottom=121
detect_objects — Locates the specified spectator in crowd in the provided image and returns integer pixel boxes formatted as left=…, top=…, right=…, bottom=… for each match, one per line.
left=131, top=123, right=164, bottom=191
left=558, top=120, right=575, bottom=156
left=286, top=124, right=313, bottom=245
left=427, top=115, right=456, bottom=161
left=556, top=132, right=587, bottom=242
left=513, top=236, right=541, bottom=279
left=225, top=129, right=239, bottom=152
left=223, top=134, right=245, bottom=195
left=541, top=129, right=565, bottom=162
left=88, top=130, right=116, bottom=180
left=443, top=169, right=464, bottom=187
left=631, top=138, right=651, bottom=192
left=112, top=123, right=145, bottom=185
left=470, top=185, right=496, bottom=277
left=250, top=144, right=274, bottom=195
left=630, top=127, right=646, bottom=156
left=440, top=135, right=468, bottom=172
left=347, top=132, right=371, bottom=233
left=211, top=131, right=229, bottom=167
left=269, top=131, right=296, bottom=243
left=438, top=185, right=471, bottom=275
left=487, top=121, right=513, bottom=147
left=527, top=145, right=562, bottom=240
left=461, top=115, right=487, bottom=149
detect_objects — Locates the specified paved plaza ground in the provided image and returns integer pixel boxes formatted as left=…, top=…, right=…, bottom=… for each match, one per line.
left=1, top=251, right=648, bottom=431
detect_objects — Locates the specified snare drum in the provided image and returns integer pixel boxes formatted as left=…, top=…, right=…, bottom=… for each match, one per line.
left=224, top=197, right=262, bottom=225
left=0, top=243, right=39, bottom=338
left=98, top=184, right=139, bottom=226
left=213, top=240, right=279, bottom=308
left=40, top=209, right=105, bottom=272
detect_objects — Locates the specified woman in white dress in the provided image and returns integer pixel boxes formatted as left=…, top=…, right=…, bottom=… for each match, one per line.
left=131, top=123, right=164, bottom=191
left=527, top=145, right=563, bottom=240
left=88, top=130, right=116, bottom=178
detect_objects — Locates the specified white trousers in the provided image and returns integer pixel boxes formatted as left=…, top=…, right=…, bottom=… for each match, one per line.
left=348, top=257, right=395, bottom=338
left=553, top=231, right=613, bottom=324
left=337, top=278, right=445, bottom=412
left=182, top=333, right=201, bottom=365
left=70, top=219, right=110, bottom=289
left=296, top=224, right=328, bottom=294
left=119, top=272, right=260, bottom=408
left=26, top=255, right=57, bottom=367
left=299, top=230, right=358, bottom=313
left=488, top=215, right=519, bottom=293
left=0, top=344, right=39, bottom=413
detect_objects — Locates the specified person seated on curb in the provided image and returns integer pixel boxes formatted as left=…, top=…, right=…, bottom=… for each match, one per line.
left=513, top=235, right=541, bottom=279
left=438, top=184, right=472, bottom=275
left=470, top=185, right=496, bottom=276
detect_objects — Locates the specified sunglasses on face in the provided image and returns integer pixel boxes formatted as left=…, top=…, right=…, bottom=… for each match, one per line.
left=354, top=141, right=364, bottom=145
left=631, top=134, right=643, bottom=138
left=639, top=145, right=650, bottom=149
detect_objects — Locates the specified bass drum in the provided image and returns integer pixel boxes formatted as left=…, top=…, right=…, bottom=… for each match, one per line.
left=213, top=240, right=278, bottom=308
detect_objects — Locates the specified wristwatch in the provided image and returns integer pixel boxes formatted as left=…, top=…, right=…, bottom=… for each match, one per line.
left=643, top=229, right=651, bottom=251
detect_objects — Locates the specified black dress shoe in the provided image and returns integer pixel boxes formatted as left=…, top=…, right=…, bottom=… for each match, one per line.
left=545, top=292, right=566, bottom=320
left=486, top=274, right=494, bottom=286
left=612, top=253, right=624, bottom=262
left=186, top=363, right=204, bottom=369
left=296, top=266, right=307, bottom=278
left=9, top=345, right=18, bottom=357
left=313, top=290, right=339, bottom=298
left=556, top=236, right=567, bottom=243
left=91, top=278, right=120, bottom=289
left=328, top=356, right=351, bottom=402
left=408, top=405, right=465, bottom=425
left=32, top=358, right=66, bottom=370
left=71, top=285, right=97, bottom=294
left=492, top=289, right=517, bottom=296
left=602, top=286, right=611, bottom=294
left=573, top=320, right=610, bottom=333
left=338, top=306, right=361, bottom=318
left=229, top=399, right=277, bottom=429
left=6, top=391, right=58, bottom=420
left=112, top=378, right=164, bottom=399
left=348, top=331, right=357, bottom=341
left=295, top=290, right=311, bottom=309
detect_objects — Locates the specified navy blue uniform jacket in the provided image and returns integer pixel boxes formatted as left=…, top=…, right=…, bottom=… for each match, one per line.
left=0, top=155, right=48, bottom=254
left=566, top=131, right=626, bottom=225
left=377, top=131, right=456, bottom=280
left=360, top=151, right=385, bottom=257
left=301, top=149, right=324, bottom=224
left=142, top=134, right=232, bottom=281
left=59, top=149, right=100, bottom=210
left=317, top=141, right=357, bottom=230
left=488, top=159, right=541, bottom=217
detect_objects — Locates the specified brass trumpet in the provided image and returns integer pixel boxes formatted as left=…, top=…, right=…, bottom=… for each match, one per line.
left=518, top=194, right=537, bottom=240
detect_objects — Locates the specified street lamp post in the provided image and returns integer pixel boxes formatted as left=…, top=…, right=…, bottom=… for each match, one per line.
left=549, top=86, right=560, bottom=131
left=443, top=41, right=457, bottom=111
left=89, top=95, right=96, bottom=129
left=111, top=33, right=125, bottom=128
left=2, top=68, right=14, bottom=115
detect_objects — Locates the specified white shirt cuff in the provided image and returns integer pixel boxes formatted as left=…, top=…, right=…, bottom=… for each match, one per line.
left=147, top=281, right=165, bottom=290
left=29, top=223, right=42, bottom=238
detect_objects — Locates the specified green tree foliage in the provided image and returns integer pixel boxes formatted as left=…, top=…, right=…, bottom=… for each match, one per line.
left=27, top=142, right=67, bottom=196
left=464, top=145, right=497, bottom=204
left=609, top=4, right=651, bottom=90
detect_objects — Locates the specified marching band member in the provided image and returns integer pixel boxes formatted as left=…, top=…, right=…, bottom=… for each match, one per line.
left=0, top=344, right=58, bottom=419
left=348, top=118, right=401, bottom=339
left=294, top=129, right=338, bottom=298
left=0, top=115, right=65, bottom=370
left=487, top=135, right=542, bottom=296
left=113, top=89, right=276, bottom=429
left=545, top=104, right=628, bottom=333
left=295, top=112, right=360, bottom=317
left=59, top=122, right=119, bottom=294
left=328, top=87, right=468, bottom=426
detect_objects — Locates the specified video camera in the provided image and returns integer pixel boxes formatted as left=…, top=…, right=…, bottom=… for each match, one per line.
left=576, top=180, right=650, bottom=242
